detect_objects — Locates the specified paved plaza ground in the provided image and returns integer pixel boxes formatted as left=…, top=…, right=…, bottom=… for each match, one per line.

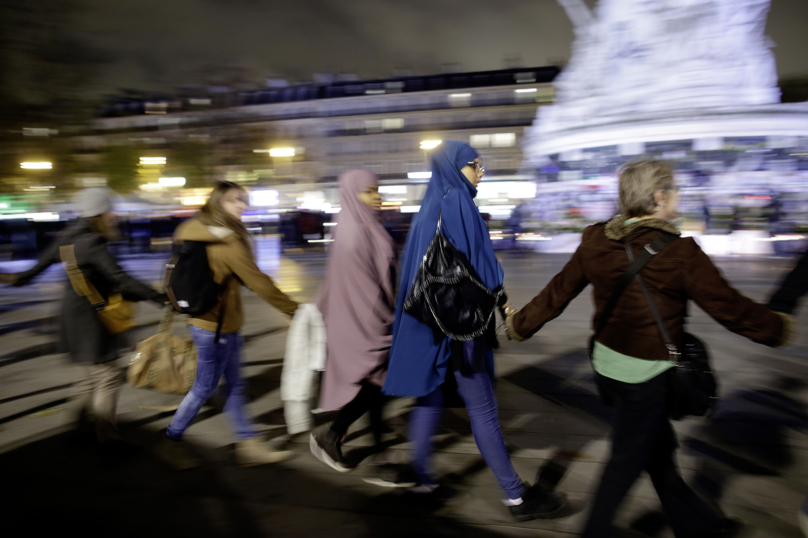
left=1, top=238, right=807, bottom=537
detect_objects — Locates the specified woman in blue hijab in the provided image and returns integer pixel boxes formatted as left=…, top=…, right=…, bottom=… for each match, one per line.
left=381, top=141, right=566, bottom=521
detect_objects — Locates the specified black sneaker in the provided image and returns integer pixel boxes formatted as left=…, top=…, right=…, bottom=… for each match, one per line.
left=309, top=425, right=350, bottom=472
left=509, top=483, right=567, bottom=522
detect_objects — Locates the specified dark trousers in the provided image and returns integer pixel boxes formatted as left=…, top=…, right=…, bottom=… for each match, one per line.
left=330, top=381, right=384, bottom=446
left=582, top=371, right=721, bottom=538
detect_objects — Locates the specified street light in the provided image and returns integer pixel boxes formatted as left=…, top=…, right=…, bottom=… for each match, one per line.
left=158, top=177, right=186, bottom=187
left=20, top=162, right=52, bottom=170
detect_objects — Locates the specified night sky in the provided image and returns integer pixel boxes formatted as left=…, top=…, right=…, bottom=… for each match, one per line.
left=77, top=0, right=808, bottom=95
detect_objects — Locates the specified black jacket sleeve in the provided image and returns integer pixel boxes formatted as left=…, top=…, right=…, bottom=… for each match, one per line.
left=767, top=248, right=808, bottom=315
left=12, top=238, right=62, bottom=287
left=85, top=237, right=166, bottom=305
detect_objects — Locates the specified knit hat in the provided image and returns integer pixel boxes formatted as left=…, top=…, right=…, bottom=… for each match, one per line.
left=75, top=188, right=114, bottom=218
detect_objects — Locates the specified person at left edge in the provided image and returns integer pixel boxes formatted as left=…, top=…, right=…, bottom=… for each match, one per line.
left=3, top=188, right=167, bottom=444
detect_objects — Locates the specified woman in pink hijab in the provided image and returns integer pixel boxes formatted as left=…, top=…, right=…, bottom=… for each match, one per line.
left=310, top=169, right=396, bottom=472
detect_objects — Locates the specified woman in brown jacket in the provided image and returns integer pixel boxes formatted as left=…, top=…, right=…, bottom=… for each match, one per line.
left=154, top=181, right=298, bottom=470
left=505, top=161, right=792, bottom=538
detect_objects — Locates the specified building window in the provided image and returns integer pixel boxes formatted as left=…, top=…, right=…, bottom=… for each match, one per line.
left=470, top=134, right=491, bottom=148
left=383, top=118, right=404, bottom=130
left=365, top=120, right=383, bottom=133
left=492, top=133, right=516, bottom=148
left=449, top=93, right=471, bottom=107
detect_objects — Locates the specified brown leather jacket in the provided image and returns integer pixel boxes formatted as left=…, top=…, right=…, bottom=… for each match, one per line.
left=175, top=219, right=298, bottom=334
left=506, top=216, right=790, bottom=360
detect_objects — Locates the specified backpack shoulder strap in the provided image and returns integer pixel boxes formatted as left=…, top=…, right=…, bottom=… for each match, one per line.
left=593, top=232, right=679, bottom=340
left=60, top=244, right=106, bottom=309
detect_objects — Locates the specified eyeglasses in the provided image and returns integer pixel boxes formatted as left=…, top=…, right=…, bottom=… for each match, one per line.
left=467, top=162, right=485, bottom=174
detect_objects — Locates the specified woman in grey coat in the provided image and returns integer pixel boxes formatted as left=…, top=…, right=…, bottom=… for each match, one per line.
left=5, top=188, right=166, bottom=443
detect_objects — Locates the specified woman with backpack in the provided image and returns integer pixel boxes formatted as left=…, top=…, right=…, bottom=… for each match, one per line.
left=155, top=180, right=299, bottom=470
left=4, top=188, right=167, bottom=445
left=505, top=160, right=793, bottom=537
left=308, top=169, right=396, bottom=472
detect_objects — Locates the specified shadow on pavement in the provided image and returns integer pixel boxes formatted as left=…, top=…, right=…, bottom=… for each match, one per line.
left=2, top=425, right=541, bottom=537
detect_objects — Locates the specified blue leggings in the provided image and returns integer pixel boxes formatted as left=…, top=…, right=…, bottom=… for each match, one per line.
left=409, top=340, right=524, bottom=500
left=166, top=327, right=256, bottom=441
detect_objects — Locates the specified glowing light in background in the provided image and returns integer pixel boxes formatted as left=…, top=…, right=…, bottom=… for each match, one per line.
left=20, top=162, right=52, bottom=170
left=269, top=148, right=296, bottom=157
left=419, top=140, right=442, bottom=150
left=139, top=157, right=166, bottom=165
left=250, top=190, right=279, bottom=206
left=158, top=177, right=186, bottom=187
left=378, top=186, right=408, bottom=194
left=407, top=172, right=432, bottom=179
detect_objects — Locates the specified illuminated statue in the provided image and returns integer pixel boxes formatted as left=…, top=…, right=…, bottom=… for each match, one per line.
left=525, top=0, right=788, bottom=160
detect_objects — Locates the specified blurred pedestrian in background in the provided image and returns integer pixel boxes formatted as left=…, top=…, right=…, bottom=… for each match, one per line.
left=2, top=188, right=166, bottom=445
left=766, top=246, right=808, bottom=536
left=309, top=170, right=396, bottom=472
left=506, top=160, right=792, bottom=537
left=381, top=141, right=567, bottom=521
left=153, top=181, right=298, bottom=470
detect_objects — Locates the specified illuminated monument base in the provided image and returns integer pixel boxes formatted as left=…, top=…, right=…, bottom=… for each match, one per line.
left=519, top=0, right=808, bottom=256
left=527, top=104, right=808, bottom=162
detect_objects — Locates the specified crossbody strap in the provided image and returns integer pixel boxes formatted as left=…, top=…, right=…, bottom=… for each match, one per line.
left=625, top=235, right=681, bottom=361
left=60, top=244, right=106, bottom=310
left=594, top=232, right=679, bottom=341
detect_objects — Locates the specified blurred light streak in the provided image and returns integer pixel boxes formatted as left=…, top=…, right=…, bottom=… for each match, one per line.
left=0, top=212, right=59, bottom=222
left=158, top=177, right=186, bottom=187
left=514, top=88, right=537, bottom=93
left=250, top=190, right=279, bottom=206
left=407, top=172, right=432, bottom=179
left=269, top=148, right=296, bottom=157
left=378, top=186, right=407, bottom=194
left=419, top=140, right=442, bottom=150
left=400, top=206, right=421, bottom=213
left=20, top=162, right=52, bottom=170
left=139, top=157, right=166, bottom=165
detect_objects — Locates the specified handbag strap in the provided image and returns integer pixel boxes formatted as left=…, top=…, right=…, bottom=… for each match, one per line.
left=625, top=237, right=681, bottom=361
left=60, top=244, right=106, bottom=310
left=594, top=232, right=679, bottom=341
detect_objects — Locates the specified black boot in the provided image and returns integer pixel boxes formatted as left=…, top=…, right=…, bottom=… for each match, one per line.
left=509, top=483, right=567, bottom=522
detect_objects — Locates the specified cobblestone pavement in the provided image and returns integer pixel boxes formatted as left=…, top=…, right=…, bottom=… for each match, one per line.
left=1, top=238, right=807, bottom=537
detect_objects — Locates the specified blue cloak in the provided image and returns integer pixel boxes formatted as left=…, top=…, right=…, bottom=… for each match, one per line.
left=382, top=141, right=504, bottom=398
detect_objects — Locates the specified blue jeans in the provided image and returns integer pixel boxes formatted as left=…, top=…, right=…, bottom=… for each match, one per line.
left=409, top=339, right=524, bottom=500
left=166, top=327, right=256, bottom=441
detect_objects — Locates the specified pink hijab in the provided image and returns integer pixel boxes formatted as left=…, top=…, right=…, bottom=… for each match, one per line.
left=315, top=170, right=396, bottom=410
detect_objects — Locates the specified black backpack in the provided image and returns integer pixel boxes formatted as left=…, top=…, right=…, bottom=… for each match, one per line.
left=164, top=240, right=227, bottom=340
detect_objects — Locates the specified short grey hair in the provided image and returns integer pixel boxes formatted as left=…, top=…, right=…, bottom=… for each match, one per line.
left=618, top=160, right=674, bottom=217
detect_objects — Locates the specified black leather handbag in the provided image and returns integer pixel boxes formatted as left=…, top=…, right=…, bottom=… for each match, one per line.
left=626, top=236, right=718, bottom=420
left=403, top=214, right=505, bottom=341
left=591, top=233, right=718, bottom=420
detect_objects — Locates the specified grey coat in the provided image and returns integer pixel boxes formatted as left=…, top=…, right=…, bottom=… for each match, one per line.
left=14, top=220, right=165, bottom=364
